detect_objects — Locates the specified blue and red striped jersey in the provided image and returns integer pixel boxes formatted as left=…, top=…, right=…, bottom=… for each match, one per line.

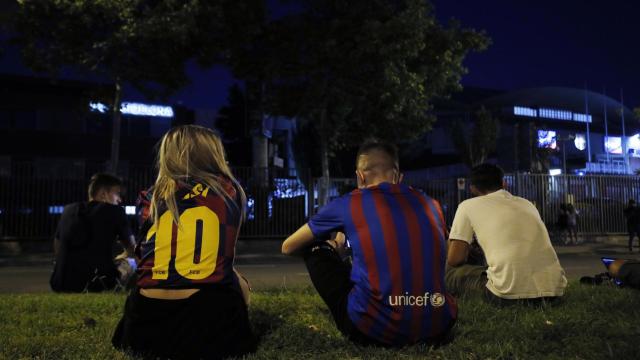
left=308, top=182, right=457, bottom=346
left=136, top=178, right=243, bottom=289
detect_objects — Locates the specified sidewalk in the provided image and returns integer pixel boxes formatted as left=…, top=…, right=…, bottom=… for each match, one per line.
left=0, top=239, right=292, bottom=267
left=1, top=237, right=637, bottom=293
left=1, top=236, right=636, bottom=267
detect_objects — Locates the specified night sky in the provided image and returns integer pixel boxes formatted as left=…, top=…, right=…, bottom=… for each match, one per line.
left=2, top=0, right=638, bottom=112
left=432, top=0, right=639, bottom=107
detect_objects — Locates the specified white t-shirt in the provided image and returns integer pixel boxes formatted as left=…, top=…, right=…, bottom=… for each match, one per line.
left=449, top=189, right=567, bottom=299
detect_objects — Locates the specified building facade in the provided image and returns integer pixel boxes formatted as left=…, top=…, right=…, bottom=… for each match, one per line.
left=404, top=87, right=639, bottom=179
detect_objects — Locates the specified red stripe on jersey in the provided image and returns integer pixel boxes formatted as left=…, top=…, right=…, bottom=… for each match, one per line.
left=392, top=187, right=425, bottom=342
left=433, top=199, right=447, bottom=237
left=371, top=190, right=403, bottom=338
left=350, top=192, right=382, bottom=336
left=225, top=226, right=236, bottom=257
left=416, top=196, right=445, bottom=337
left=205, top=195, right=227, bottom=224
left=357, top=304, right=376, bottom=340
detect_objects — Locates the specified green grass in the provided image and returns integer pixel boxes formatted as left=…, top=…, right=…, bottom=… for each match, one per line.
left=1, top=282, right=639, bottom=359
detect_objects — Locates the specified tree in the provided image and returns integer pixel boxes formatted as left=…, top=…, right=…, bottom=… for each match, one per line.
left=450, top=106, right=501, bottom=168
left=244, top=0, right=489, bottom=204
left=12, top=0, right=263, bottom=173
left=215, top=84, right=252, bottom=167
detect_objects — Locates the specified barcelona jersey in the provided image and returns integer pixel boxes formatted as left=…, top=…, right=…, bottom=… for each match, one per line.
left=308, top=182, right=457, bottom=346
left=136, top=178, right=243, bottom=289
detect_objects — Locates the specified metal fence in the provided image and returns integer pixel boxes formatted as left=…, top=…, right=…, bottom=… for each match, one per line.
left=0, top=162, right=311, bottom=241
left=1, top=161, right=639, bottom=242
left=404, top=173, right=640, bottom=235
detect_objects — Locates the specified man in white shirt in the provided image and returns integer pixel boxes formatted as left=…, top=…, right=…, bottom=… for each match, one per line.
left=446, top=164, right=567, bottom=304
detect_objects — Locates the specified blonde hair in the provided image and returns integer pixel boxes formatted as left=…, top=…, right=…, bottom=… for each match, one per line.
left=150, top=125, right=246, bottom=226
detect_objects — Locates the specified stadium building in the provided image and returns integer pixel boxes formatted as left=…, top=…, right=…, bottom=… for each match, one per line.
left=403, top=87, right=639, bottom=178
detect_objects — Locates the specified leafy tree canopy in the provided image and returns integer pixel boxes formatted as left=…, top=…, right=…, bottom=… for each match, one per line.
left=13, top=0, right=264, bottom=99
left=237, top=0, right=489, bottom=158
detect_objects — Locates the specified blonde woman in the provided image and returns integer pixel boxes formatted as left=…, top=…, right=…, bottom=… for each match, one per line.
left=112, top=125, right=256, bottom=359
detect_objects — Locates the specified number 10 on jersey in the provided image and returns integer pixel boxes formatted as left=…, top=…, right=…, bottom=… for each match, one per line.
left=146, top=206, right=220, bottom=280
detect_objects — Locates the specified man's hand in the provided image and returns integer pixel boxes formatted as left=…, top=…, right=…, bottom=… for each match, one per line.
left=328, top=232, right=349, bottom=258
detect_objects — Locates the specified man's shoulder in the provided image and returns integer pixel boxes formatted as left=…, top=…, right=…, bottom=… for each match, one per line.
left=62, top=201, right=92, bottom=217
left=90, top=202, right=126, bottom=217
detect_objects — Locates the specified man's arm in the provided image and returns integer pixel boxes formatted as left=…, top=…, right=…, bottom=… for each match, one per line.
left=447, top=239, right=470, bottom=267
left=115, top=206, right=136, bottom=257
left=282, top=224, right=315, bottom=256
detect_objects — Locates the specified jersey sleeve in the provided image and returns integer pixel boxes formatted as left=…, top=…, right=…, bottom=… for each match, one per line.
left=448, top=202, right=474, bottom=244
left=308, top=196, right=346, bottom=239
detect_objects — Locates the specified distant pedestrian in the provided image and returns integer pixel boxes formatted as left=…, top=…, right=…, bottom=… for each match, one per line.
left=50, top=173, right=135, bottom=292
left=557, top=204, right=569, bottom=244
left=623, top=200, right=640, bottom=252
left=565, top=203, right=579, bottom=245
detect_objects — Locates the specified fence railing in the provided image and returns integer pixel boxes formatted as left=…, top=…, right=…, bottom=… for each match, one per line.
left=0, top=162, right=312, bottom=241
left=404, top=173, right=640, bottom=235
left=1, top=161, right=638, bottom=242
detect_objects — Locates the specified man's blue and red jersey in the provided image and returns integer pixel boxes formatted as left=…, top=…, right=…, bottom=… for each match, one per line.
left=308, top=182, right=457, bottom=346
left=136, top=178, right=243, bottom=289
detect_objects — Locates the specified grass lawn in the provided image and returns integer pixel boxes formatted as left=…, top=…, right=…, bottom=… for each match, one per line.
left=1, top=282, right=639, bottom=359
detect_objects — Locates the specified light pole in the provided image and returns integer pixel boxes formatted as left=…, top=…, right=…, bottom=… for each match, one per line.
left=560, top=134, right=576, bottom=175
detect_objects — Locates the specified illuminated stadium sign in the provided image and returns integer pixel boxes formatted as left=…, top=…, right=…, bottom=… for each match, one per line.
left=537, top=130, right=557, bottom=149
left=605, top=136, right=622, bottom=155
left=513, top=106, right=592, bottom=123
left=514, top=106, right=537, bottom=117
left=89, top=102, right=174, bottom=118
left=574, top=134, right=586, bottom=151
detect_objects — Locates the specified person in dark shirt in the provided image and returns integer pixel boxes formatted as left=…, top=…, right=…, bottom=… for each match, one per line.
left=50, top=173, right=134, bottom=292
left=623, top=200, right=640, bottom=252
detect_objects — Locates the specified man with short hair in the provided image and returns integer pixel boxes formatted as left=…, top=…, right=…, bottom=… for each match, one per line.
left=50, top=173, right=135, bottom=292
left=282, top=141, right=457, bottom=347
left=446, top=163, right=567, bottom=304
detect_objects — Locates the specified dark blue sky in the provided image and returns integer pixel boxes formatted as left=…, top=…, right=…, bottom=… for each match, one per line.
left=2, top=0, right=639, bottom=111
left=433, top=0, right=639, bottom=106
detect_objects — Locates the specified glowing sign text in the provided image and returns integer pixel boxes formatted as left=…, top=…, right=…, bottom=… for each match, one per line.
left=513, top=106, right=592, bottom=123
left=89, top=102, right=174, bottom=118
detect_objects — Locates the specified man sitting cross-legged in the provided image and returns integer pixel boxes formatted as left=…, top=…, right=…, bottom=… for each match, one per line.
left=282, top=141, right=457, bottom=347
left=446, top=163, right=567, bottom=305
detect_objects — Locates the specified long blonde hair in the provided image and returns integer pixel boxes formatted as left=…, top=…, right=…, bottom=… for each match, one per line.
left=150, top=125, right=246, bottom=226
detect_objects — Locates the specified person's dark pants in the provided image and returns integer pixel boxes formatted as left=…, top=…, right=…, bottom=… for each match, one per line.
left=50, top=259, right=119, bottom=293
left=445, top=264, right=560, bottom=307
left=112, top=286, right=257, bottom=360
left=303, top=244, right=386, bottom=346
left=445, top=264, right=488, bottom=297
left=303, top=244, right=453, bottom=347
left=628, top=226, right=640, bottom=251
